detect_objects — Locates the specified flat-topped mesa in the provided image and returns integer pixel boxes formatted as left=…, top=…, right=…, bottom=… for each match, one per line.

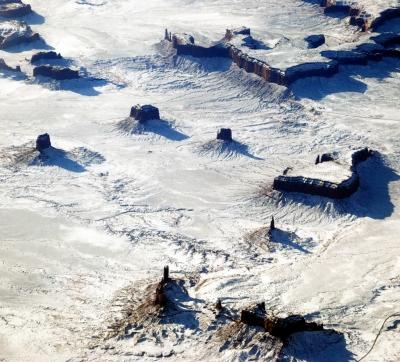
left=217, top=128, right=232, bottom=142
left=130, top=104, right=160, bottom=123
left=33, top=65, right=79, bottom=80
left=0, top=1, right=32, bottom=18
left=31, top=51, right=63, bottom=64
left=273, top=148, right=374, bottom=199
left=35, top=133, right=51, bottom=152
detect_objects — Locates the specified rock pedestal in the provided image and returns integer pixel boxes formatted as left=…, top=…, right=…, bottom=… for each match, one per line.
left=130, top=104, right=160, bottom=123
left=36, top=133, right=51, bottom=152
left=217, top=128, right=232, bottom=142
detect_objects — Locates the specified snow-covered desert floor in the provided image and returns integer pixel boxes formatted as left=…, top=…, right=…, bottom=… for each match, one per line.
left=0, top=0, right=399, bottom=361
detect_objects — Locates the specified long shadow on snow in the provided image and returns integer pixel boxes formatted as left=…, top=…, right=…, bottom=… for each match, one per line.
left=4, top=38, right=53, bottom=53
left=277, top=154, right=399, bottom=220
left=270, top=228, right=311, bottom=254
left=31, top=147, right=86, bottom=173
left=291, top=57, right=400, bottom=100
left=160, top=279, right=204, bottom=331
left=22, top=11, right=45, bottom=25
left=144, top=118, right=189, bottom=141
left=279, top=329, right=354, bottom=362
left=46, top=77, right=112, bottom=96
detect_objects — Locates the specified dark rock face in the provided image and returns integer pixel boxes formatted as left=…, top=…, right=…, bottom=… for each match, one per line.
left=130, top=104, right=160, bottom=123
left=285, top=61, right=339, bottom=84
left=0, top=1, right=32, bottom=18
left=35, top=133, right=51, bottom=152
left=305, top=34, right=325, bottom=49
left=33, top=65, right=79, bottom=80
left=31, top=51, right=63, bottom=64
left=320, top=153, right=335, bottom=163
left=268, top=315, right=323, bottom=340
left=240, top=303, right=266, bottom=328
left=0, top=58, right=20, bottom=72
left=217, top=128, right=232, bottom=142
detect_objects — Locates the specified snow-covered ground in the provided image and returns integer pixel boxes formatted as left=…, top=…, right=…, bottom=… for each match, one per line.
left=0, top=0, right=399, bottom=361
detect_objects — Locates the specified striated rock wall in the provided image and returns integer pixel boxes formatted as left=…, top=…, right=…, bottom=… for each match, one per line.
left=273, top=148, right=373, bottom=199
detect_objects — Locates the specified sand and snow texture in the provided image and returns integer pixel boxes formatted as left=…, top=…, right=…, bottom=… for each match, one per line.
left=0, top=0, right=399, bottom=361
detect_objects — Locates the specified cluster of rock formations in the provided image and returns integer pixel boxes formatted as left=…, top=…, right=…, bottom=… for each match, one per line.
left=130, top=104, right=160, bottom=123
left=0, top=0, right=32, bottom=18
left=0, top=2, right=80, bottom=83
left=165, top=19, right=400, bottom=87
left=273, top=148, right=374, bottom=199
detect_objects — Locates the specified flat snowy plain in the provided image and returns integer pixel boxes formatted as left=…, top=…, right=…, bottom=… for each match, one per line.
left=0, top=0, right=399, bottom=361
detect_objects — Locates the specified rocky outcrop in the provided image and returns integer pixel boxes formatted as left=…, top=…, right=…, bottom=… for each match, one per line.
left=240, top=303, right=324, bottom=340
left=35, top=133, right=51, bottom=152
left=217, top=128, right=232, bottom=142
left=130, top=104, right=160, bottom=123
left=0, top=20, right=39, bottom=49
left=0, top=1, right=32, bottom=18
left=319, top=1, right=400, bottom=32
left=33, top=65, right=80, bottom=80
left=31, top=51, right=63, bottom=64
left=171, top=32, right=230, bottom=58
left=273, top=148, right=373, bottom=199
left=305, top=34, right=325, bottom=49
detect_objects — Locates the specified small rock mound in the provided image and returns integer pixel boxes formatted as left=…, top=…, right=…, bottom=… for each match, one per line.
left=305, top=34, right=325, bottom=49
left=33, top=65, right=80, bottom=80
